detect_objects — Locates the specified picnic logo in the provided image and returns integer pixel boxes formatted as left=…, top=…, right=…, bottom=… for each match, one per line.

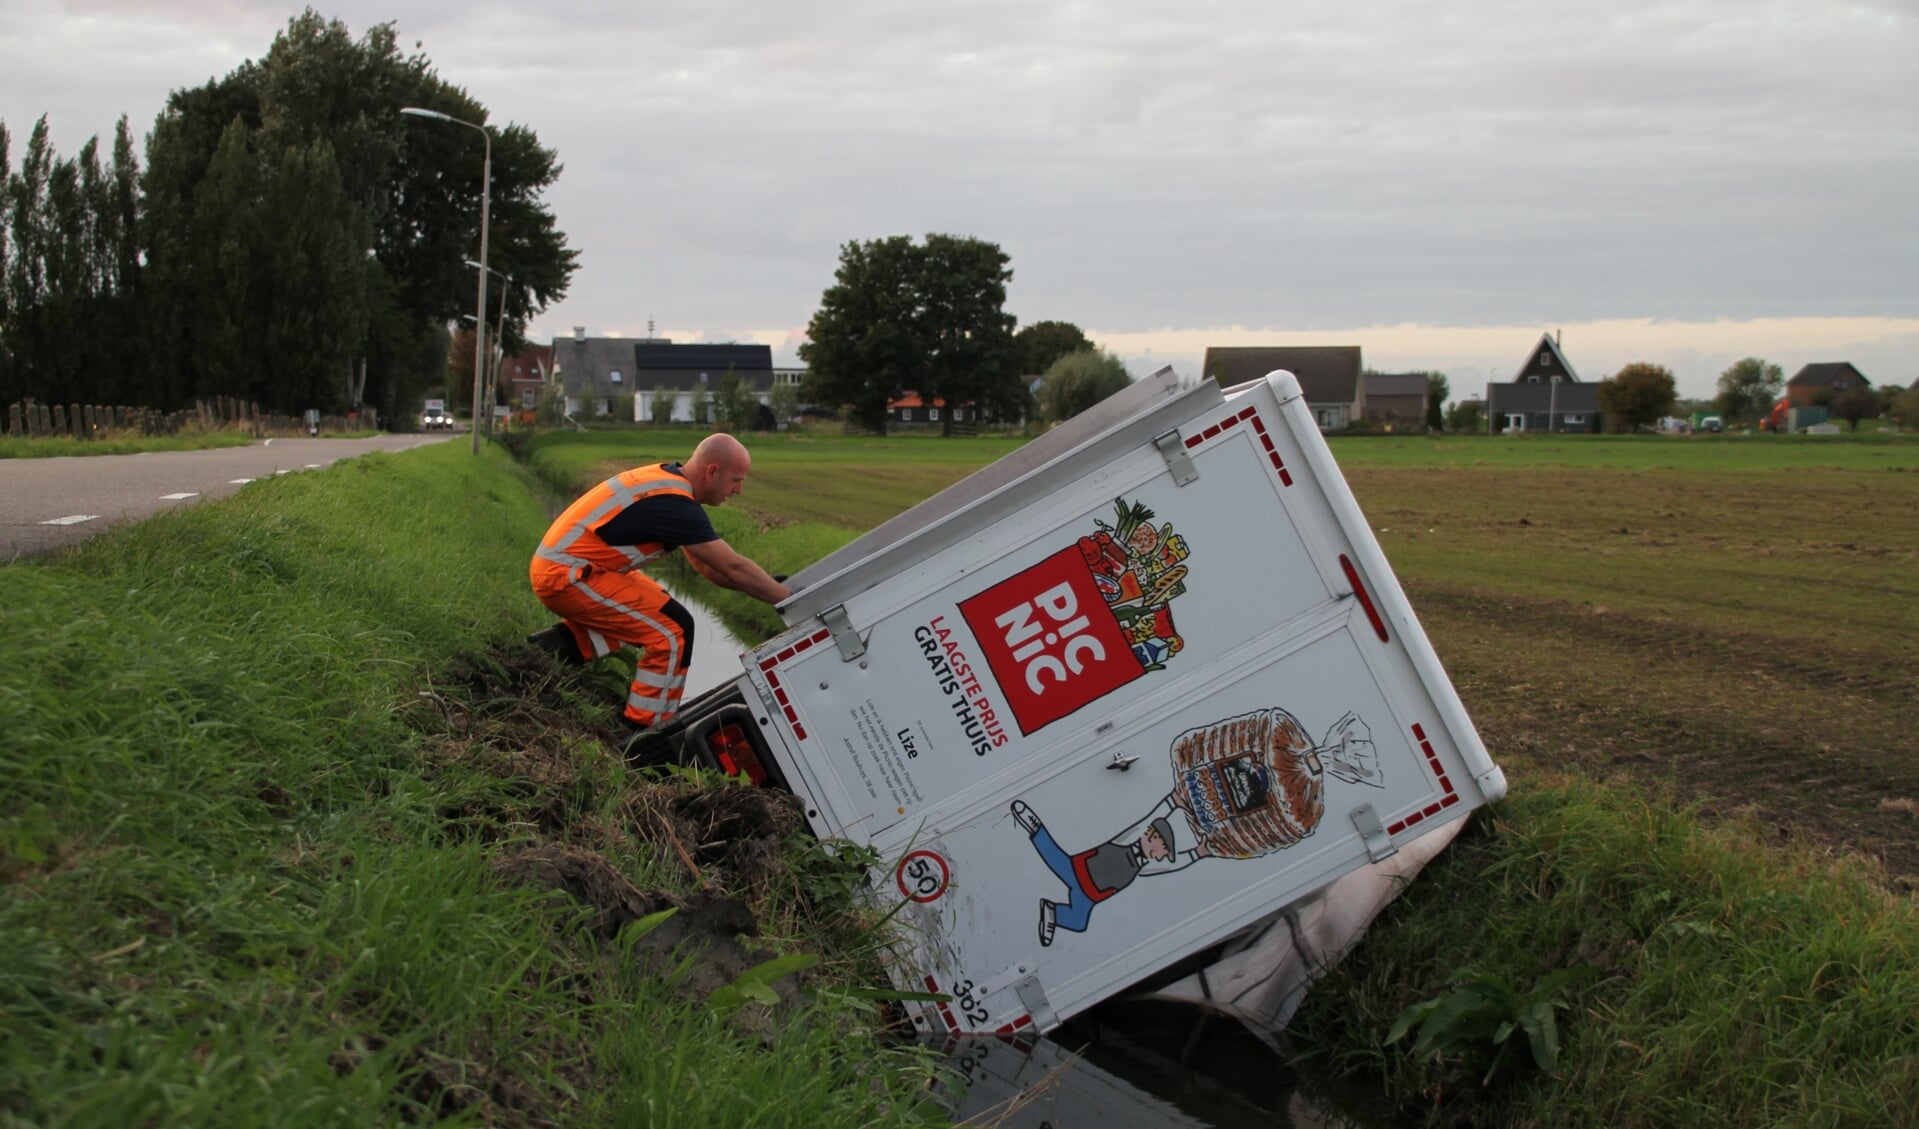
left=959, top=497, right=1193, bottom=734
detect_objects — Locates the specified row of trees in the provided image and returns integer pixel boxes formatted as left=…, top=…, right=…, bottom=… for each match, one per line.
left=1, top=10, right=577, bottom=421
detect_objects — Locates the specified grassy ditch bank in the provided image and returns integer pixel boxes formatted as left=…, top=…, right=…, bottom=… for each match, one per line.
left=0, top=441, right=952, bottom=1126
left=517, top=427, right=1919, bottom=1126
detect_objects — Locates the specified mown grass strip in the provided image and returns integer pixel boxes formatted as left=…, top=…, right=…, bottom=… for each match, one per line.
left=1, top=433, right=263, bottom=458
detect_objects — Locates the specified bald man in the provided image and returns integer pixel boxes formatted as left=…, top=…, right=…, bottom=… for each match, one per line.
left=527, top=434, right=791, bottom=744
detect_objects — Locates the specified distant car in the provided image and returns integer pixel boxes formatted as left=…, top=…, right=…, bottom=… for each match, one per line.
left=1699, top=415, right=1723, bottom=433
left=422, top=408, right=453, bottom=431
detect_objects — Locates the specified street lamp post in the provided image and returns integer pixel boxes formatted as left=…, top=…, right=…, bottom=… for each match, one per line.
left=1549, top=374, right=1562, bottom=435
left=466, top=260, right=512, bottom=437
left=401, top=106, right=490, bottom=455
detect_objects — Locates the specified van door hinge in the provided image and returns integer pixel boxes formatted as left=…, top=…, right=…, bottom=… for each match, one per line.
left=1013, top=975, right=1058, bottom=1033
left=820, top=604, right=865, bottom=661
left=1351, top=804, right=1397, bottom=862
left=1153, top=429, right=1199, bottom=486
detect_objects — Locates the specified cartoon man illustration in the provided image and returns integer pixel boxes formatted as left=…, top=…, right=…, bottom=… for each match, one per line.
left=1010, top=708, right=1384, bottom=945
left=1011, top=796, right=1207, bottom=945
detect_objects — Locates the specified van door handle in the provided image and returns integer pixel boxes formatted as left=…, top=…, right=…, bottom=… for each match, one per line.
left=1107, top=752, right=1139, bottom=772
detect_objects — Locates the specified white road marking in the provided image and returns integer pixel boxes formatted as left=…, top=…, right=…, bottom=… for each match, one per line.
left=160, top=492, right=198, bottom=500
left=41, top=514, right=99, bottom=526
left=304, top=463, right=321, bottom=469
left=230, top=478, right=254, bottom=484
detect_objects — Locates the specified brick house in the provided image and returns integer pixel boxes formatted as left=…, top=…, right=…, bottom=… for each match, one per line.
left=500, top=345, right=552, bottom=421
left=1785, top=362, right=1871, bottom=407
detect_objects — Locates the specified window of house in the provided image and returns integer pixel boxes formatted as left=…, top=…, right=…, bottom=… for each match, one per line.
left=1506, top=414, right=1526, bottom=431
left=1565, top=414, right=1585, bottom=424
left=609, top=370, right=622, bottom=384
left=929, top=408, right=940, bottom=421
left=1540, top=352, right=1552, bottom=366
left=601, top=398, right=614, bottom=416
left=521, top=390, right=536, bottom=409
left=1527, top=375, right=1540, bottom=383
left=900, top=409, right=910, bottom=422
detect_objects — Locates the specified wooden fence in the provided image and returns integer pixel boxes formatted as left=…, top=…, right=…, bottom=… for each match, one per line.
left=4, top=397, right=371, bottom=440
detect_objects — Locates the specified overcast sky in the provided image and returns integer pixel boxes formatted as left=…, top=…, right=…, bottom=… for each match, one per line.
left=4, top=0, right=1915, bottom=400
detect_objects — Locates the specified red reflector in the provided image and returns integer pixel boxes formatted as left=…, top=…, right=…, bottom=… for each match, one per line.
left=706, top=723, right=767, bottom=786
left=1340, top=553, right=1389, bottom=642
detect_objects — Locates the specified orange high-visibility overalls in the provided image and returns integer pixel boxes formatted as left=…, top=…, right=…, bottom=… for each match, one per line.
left=529, top=464, right=700, bottom=727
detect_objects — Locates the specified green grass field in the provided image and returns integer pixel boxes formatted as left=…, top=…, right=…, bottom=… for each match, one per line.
left=7, top=424, right=1916, bottom=1126
left=522, top=424, right=1919, bottom=1126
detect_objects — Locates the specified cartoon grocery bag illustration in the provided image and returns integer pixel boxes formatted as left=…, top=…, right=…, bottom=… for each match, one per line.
left=1011, top=707, right=1383, bottom=945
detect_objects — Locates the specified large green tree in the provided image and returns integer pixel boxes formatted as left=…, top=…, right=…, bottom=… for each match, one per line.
left=1039, top=348, right=1132, bottom=424
left=802, top=233, right=1024, bottom=434
left=1715, top=357, right=1785, bottom=423
left=916, top=233, right=1020, bottom=432
left=1596, top=363, right=1678, bottom=432
left=141, top=10, right=576, bottom=417
left=801, top=235, right=925, bottom=435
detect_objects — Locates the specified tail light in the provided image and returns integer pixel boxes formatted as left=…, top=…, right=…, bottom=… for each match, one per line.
left=705, top=722, right=768, bottom=786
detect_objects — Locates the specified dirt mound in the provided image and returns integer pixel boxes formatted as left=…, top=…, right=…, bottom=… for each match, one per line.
left=410, top=640, right=818, bottom=1062
left=621, top=778, right=806, bottom=893
left=492, top=842, right=806, bottom=1040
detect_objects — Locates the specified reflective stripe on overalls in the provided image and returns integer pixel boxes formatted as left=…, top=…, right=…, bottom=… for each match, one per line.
left=529, top=464, right=696, bottom=726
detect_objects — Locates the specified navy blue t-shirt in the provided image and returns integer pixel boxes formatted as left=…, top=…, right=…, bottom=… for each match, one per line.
left=594, top=464, right=720, bottom=549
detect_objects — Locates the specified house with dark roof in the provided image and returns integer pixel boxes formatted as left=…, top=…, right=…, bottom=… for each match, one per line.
left=1484, top=334, right=1601, bottom=434
left=549, top=332, right=801, bottom=422
left=1361, top=373, right=1430, bottom=426
left=1785, top=362, right=1871, bottom=407
left=1200, top=346, right=1363, bottom=430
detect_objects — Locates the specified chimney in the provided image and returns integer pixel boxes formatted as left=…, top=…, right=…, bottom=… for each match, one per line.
left=573, top=326, right=587, bottom=343
left=1555, top=328, right=1562, bottom=347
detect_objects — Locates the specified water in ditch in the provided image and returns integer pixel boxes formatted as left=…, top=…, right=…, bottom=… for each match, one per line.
left=925, top=1000, right=1393, bottom=1128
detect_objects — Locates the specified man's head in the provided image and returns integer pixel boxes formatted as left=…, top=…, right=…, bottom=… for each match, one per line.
left=684, top=433, right=752, bottom=506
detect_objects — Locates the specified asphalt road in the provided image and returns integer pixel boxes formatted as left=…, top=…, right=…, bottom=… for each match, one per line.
left=1, top=433, right=456, bottom=561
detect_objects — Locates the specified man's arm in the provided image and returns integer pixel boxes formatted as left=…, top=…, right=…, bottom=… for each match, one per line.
left=681, top=538, right=792, bottom=604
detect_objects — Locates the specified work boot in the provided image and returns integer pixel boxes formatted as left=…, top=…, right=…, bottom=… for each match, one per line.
left=1038, top=899, right=1057, bottom=947
left=526, top=623, right=586, bottom=667
left=1010, top=799, right=1044, bottom=837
